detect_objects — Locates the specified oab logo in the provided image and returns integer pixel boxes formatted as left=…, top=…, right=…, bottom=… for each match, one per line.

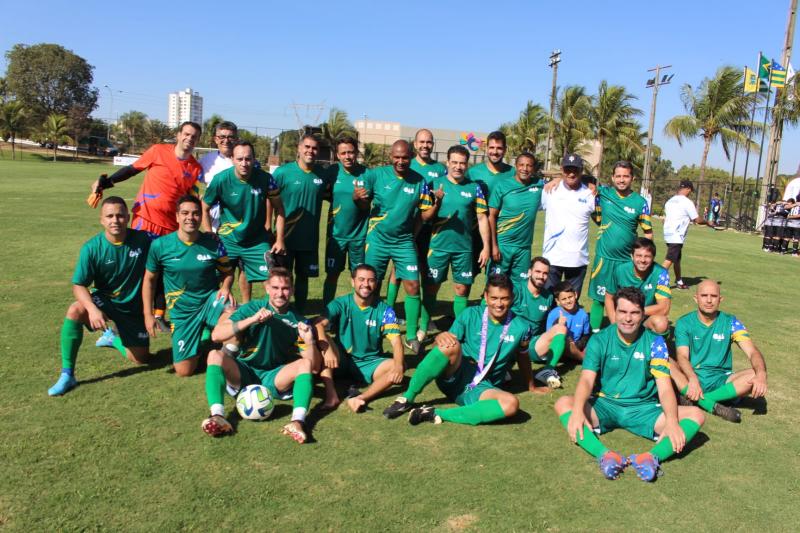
left=196, top=254, right=213, bottom=261
left=624, top=206, right=637, bottom=214
left=259, top=265, right=268, bottom=272
left=502, top=334, right=516, bottom=342
left=406, top=265, right=418, bottom=272
left=538, top=305, right=549, bottom=312
left=365, top=319, right=377, bottom=327
left=460, top=271, right=473, bottom=278
left=529, top=187, right=540, bottom=193
left=713, top=333, right=726, bottom=341
left=460, top=191, right=473, bottom=198
left=402, top=186, right=415, bottom=194
left=644, top=283, right=653, bottom=290
left=314, top=178, right=324, bottom=185
left=251, top=188, right=263, bottom=196
left=129, top=248, right=142, bottom=258
left=138, top=332, right=149, bottom=340
left=633, top=351, right=645, bottom=360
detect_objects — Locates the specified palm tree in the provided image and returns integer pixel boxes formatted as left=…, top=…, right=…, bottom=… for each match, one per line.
left=117, top=111, right=148, bottom=153
left=501, top=101, right=549, bottom=158
left=664, top=66, right=759, bottom=182
left=362, top=143, right=389, bottom=167
left=145, top=119, right=172, bottom=145
left=590, top=81, right=643, bottom=180
left=0, top=101, right=27, bottom=160
left=39, top=113, right=70, bottom=161
left=202, top=114, right=225, bottom=147
left=321, top=108, right=356, bottom=162
left=550, top=85, right=593, bottom=164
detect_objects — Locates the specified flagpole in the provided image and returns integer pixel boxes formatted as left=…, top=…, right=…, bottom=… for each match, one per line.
left=752, top=58, right=774, bottom=226
left=737, top=60, right=761, bottom=225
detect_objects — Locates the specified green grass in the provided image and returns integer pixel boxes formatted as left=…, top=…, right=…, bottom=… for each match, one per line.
left=1, top=158, right=799, bottom=531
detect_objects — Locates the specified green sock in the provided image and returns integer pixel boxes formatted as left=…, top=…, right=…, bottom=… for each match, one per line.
left=322, top=280, right=337, bottom=306
left=437, top=399, right=505, bottom=426
left=680, top=383, right=737, bottom=412
left=453, top=295, right=468, bottom=318
left=292, top=372, right=313, bottom=411
left=60, top=318, right=83, bottom=370
left=559, top=411, right=608, bottom=458
left=294, top=276, right=308, bottom=313
left=386, top=281, right=400, bottom=307
left=590, top=299, right=605, bottom=332
left=548, top=333, right=567, bottom=367
left=111, top=335, right=127, bottom=359
left=420, top=291, right=436, bottom=333
left=650, top=418, right=702, bottom=461
left=205, top=364, right=226, bottom=408
left=404, top=294, right=421, bottom=340
left=403, top=347, right=449, bottom=401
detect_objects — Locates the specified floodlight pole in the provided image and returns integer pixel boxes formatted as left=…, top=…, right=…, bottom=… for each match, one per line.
left=642, top=65, right=672, bottom=194
left=104, top=84, right=114, bottom=141
left=544, top=49, right=561, bottom=171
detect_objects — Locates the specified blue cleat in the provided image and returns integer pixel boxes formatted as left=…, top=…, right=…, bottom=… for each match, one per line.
left=48, top=373, right=77, bottom=396
left=628, top=452, right=660, bottom=482
left=95, top=328, right=116, bottom=348
left=598, top=450, right=627, bottom=480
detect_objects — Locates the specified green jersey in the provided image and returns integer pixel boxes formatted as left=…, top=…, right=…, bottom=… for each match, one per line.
left=203, top=166, right=279, bottom=247
left=145, top=232, right=232, bottom=320
left=674, top=311, right=750, bottom=375
left=449, top=303, right=532, bottom=387
left=324, top=294, right=400, bottom=361
left=326, top=162, right=369, bottom=242
left=466, top=161, right=515, bottom=199
left=583, top=325, right=670, bottom=406
left=594, top=186, right=652, bottom=260
left=511, top=282, right=554, bottom=336
left=233, top=299, right=307, bottom=371
left=607, top=261, right=671, bottom=305
left=489, top=177, right=544, bottom=249
left=273, top=161, right=329, bottom=251
left=72, top=229, right=151, bottom=313
left=410, top=158, right=447, bottom=181
left=364, top=166, right=432, bottom=245
left=429, top=176, right=487, bottom=253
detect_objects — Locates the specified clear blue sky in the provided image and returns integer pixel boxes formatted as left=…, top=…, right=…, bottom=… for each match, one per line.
left=2, top=0, right=798, bottom=174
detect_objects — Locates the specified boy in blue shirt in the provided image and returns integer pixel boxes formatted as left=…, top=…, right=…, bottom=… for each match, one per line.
left=538, top=282, right=591, bottom=387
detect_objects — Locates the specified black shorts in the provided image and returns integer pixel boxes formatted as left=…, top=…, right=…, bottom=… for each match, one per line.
left=665, top=243, right=683, bottom=263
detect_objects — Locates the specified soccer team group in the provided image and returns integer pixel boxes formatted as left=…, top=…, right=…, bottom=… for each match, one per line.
left=49, top=120, right=769, bottom=482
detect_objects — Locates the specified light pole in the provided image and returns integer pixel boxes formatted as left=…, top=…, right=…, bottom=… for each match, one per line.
left=544, top=49, right=561, bottom=171
left=104, top=84, right=115, bottom=141
left=642, top=65, right=673, bottom=194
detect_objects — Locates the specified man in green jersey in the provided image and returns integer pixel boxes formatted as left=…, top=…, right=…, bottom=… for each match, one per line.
left=202, top=267, right=319, bottom=443
left=48, top=197, right=152, bottom=396
left=357, top=139, right=434, bottom=354
left=554, top=287, right=705, bottom=482
left=604, top=237, right=670, bottom=333
left=143, top=195, right=236, bottom=377
left=314, top=264, right=405, bottom=413
left=322, top=137, right=369, bottom=306
left=588, top=161, right=653, bottom=332
left=272, top=134, right=329, bottom=312
left=511, top=257, right=569, bottom=391
left=670, top=280, right=768, bottom=423
left=489, top=152, right=544, bottom=281
left=420, top=145, right=490, bottom=337
left=202, top=141, right=286, bottom=303
left=382, top=274, right=532, bottom=426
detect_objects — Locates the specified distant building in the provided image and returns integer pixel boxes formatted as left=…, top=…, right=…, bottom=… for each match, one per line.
left=354, top=119, right=490, bottom=162
left=167, top=88, right=203, bottom=128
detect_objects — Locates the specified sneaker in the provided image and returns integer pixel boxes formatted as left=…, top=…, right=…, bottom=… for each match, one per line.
left=546, top=371, right=563, bottom=389
left=403, top=337, right=421, bottom=355
left=202, top=414, right=234, bottom=437
left=675, top=280, right=689, bottom=290
left=628, top=452, right=660, bottom=482
left=383, top=397, right=412, bottom=419
left=712, top=402, right=742, bottom=423
left=95, top=328, right=116, bottom=348
left=48, top=373, right=78, bottom=396
left=154, top=314, right=170, bottom=333
left=598, top=450, right=627, bottom=480
left=408, top=405, right=440, bottom=425
left=416, top=329, right=427, bottom=343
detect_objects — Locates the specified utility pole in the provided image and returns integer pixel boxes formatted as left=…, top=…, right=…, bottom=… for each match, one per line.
left=641, top=65, right=673, bottom=195
left=104, top=84, right=114, bottom=141
left=544, top=49, right=561, bottom=171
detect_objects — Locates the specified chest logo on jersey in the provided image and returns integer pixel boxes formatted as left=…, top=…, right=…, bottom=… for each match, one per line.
left=502, top=334, right=515, bottom=342
left=624, top=206, right=637, bottom=214
left=713, top=333, right=726, bottom=341
left=402, top=186, right=415, bottom=195
left=538, top=305, right=549, bottom=312
left=578, top=198, right=588, bottom=204
left=364, top=319, right=377, bottom=327
left=251, top=188, right=262, bottom=196
left=633, top=351, right=645, bottom=360
left=196, top=254, right=213, bottom=261
left=460, top=191, right=473, bottom=198
left=644, top=283, right=653, bottom=290
left=314, top=178, right=324, bottom=185
left=129, top=248, right=142, bottom=258
left=529, top=187, right=540, bottom=193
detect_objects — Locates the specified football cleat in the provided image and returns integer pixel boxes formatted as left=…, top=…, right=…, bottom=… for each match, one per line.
left=95, top=328, right=117, bottom=348
left=383, top=397, right=412, bottom=419
left=154, top=315, right=171, bottom=333
left=202, top=415, right=234, bottom=437
left=402, top=337, right=422, bottom=355
left=598, top=450, right=627, bottom=480
left=628, top=453, right=660, bottom=482
left=408, top=405, right=440, bottom=425
left=48, top=373, right=78, bottom=396
left=712, top=402, right=742, bottom=423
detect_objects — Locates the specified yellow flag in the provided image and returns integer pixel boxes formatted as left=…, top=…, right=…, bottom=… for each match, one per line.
left=743, top=67, right=760, bottom=93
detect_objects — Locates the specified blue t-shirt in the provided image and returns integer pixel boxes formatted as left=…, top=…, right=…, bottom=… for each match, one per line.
left=546, top=306, right=590, bottom=341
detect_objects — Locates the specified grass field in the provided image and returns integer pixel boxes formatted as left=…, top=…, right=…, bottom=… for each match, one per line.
left=1, top=157, right=799, bottom=531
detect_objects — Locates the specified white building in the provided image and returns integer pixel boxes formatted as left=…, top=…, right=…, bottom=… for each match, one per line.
left=167, top=88, right=203, bottom=128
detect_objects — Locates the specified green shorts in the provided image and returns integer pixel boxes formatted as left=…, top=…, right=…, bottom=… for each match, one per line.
left=435, top=358, right=496, bottom=406
left=590, top=395, right=663, bottom=440
left=365, top=236, right=419, bottom=281
left=528, top=333, right=552, bottom=363
left=277, top=249, right=319, bottom=278
left=696, top=369, right=733, bottom=392
left=335, top=354, right=388, bottom=385
left=489, top=245, right=531, bottom=282
left=221, top=238, right=271, bottom=282
left=235, top=360, right=293, bottom=400
left=589, top=256, right=625, bottom=303
left=425, top=248, right=474, bottom=285
left=90, top=292, right=150, bottom=347
left=325, top=237, right=365, bottom=274
left=169, top=293, right=228, bottom=363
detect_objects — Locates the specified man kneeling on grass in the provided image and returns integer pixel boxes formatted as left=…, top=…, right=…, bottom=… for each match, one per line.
left=201, top=267, right=319, bottom=443
left=554, top=287, right=705, bottom=482
left=382, top=274, right=533, bottom=426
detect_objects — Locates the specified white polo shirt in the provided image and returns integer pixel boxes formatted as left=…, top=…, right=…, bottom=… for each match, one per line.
left=542, top=181, right=595, bottom=267
left=663, top=194, right=699, bottom=244
left=199, top=151, right=233, bottom=231
left=783, top=176, right=800, bottom=201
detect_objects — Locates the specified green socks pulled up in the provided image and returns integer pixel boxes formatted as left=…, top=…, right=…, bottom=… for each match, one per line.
left=437, top=399, right=505, bottom=426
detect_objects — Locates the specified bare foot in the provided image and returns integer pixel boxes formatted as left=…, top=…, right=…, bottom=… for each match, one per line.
left=530, top=386, right=552, bottom=395
left=281, top=421, right=307, bottom=444
left=347, top=396, right=367, bottom=413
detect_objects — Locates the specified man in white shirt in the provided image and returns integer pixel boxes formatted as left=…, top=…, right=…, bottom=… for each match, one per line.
left=199, top=121, right=238, bottom=232
left=662, top=180, right=711, bottom=290
left=782, top=171, right=800, bottom=202
left=542, top=154, right=596, bottom=299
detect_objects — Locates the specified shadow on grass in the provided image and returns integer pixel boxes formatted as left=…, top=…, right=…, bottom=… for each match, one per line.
left=666, top=431, right=710, bottom=462
left=681, top=276, right=708, bottom=288
left=736, top=396, right=768, bottom=415
left=79, top=348, right=173, bottom=387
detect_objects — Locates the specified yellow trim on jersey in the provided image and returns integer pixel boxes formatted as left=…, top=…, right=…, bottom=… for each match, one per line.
left=590, top=257, right=604, bottom=279
left=496, top=213, right=525, bottom=234
left=284, top=212, right=304, bottom=238
left=367, top=214, right=386, bottom=233
left=165, top=288, right=185, bottom=310
left=217, top=220, right=242, bottom=236
left=732, top=330, right=751, bottom=342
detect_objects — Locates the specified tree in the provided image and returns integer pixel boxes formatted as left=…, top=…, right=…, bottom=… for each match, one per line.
left=201, top=114, right=225, bottom=148
left=4, top=43, right=98, bottom=124
left=0, top=101, right=28, bottom=160
left=589, top=81, right=643, bottom=180
left=550, top=85, right=593, bottom=163
left=321, top=108, right=356, bottom=162
left=116, top=111, right=149, bottom=153
left=362, top=143, right=389, bottom=167
left=278, top=129, right=300, bottom=162
left=664, top=66, right=759, bottom=182
left=145, top=119, right=172, bottom=145
left=501, top=101, right=549, bottom=158
left=67, top=106, right=91, bottom=160
left=38, top=113, right=71, bottom=161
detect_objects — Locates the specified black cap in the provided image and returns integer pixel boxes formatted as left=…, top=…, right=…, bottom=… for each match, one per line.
left=561, top=154, right=583, bottom=169
left=679, top=179, right=694, bottom=191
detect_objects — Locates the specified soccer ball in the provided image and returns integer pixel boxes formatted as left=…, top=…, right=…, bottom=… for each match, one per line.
left=236, top=385, right=274, bottom=421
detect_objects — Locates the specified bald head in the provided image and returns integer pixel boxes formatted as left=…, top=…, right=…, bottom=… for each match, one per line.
left=413, top=129, right=434, bottom=162
left=694, top=279, right=723, bottom=317
left=696, top=279, right=720, bottom=295
left=391, top=140, right=412, bottom=175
